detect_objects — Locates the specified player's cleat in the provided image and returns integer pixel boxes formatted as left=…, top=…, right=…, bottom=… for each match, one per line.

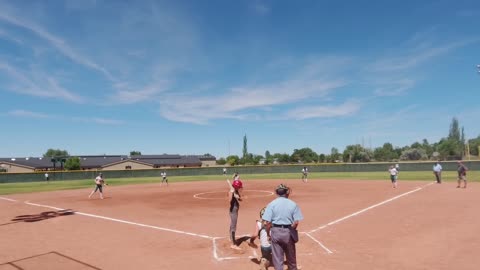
left=230, top=244, right=242, bottom=251
left=259, top=258, right=269, bottom=270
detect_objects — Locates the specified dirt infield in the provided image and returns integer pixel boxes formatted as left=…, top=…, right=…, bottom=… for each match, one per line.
left=1, top=179, right=479, bottom=270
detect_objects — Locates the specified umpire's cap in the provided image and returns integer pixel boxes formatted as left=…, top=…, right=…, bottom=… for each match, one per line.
left=275, top=183, right=289, bottom=196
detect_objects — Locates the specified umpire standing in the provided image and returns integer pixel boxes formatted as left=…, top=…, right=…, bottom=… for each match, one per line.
left=262, top=184, right=303, bottom=270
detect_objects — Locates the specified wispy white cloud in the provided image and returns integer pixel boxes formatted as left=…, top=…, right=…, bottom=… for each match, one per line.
left=64, top=0, right=97, bottom=11
left=7, top=109, right=51, bottom=118
left=0, top=62, right=85, bottom=103
left=373, top=78, right=415, bottom=96
left=251, top=1, right=271, bottom=15
left=368, top=39, right=477, bottom=72
left=0, top=27, right=23, bottom=44
left=0, top=7, right=113, bottom=80
left=72, top=117, right=124, bottom=125
left=285, top=100, right=362, bottom=120
left=159, top=70, right=347, bottom=124
left=6, top=109, right=123, bottom=125
left=366, top=35, right=478, bottom=97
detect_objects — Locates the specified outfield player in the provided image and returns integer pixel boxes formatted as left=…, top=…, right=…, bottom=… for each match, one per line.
left=456, top=161, right=468, bottom=188
left=301, top=167, right=308, bottom=183
left=88, top=173, right=107, bottom=199
left=388, top=165, right=398, bottom=188
left=228, top=177, right=243, bottom=250
left=161, top=171, right=168, bottom=186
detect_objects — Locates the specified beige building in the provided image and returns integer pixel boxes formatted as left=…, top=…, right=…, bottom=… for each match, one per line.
left=102, top=159, right=153, bottom=171
left=0, top=162, right=35, bottom=173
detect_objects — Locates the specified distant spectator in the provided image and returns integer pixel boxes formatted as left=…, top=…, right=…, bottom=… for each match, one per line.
left=45, top=172, right=49, bottom=182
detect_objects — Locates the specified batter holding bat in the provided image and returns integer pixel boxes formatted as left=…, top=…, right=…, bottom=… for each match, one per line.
left=227, top=174, right=243, bottom=250
left=88, top=173, right=107, bottom=199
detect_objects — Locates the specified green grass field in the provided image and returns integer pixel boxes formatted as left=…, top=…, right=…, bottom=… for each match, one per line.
left=0, top=171, right=477, bottom=195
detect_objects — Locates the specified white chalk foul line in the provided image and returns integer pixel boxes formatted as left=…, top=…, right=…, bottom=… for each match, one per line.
left=194, top=190, right=273, bottom=200
left=309, top=182, right=434, bottom=233
left=304, top=232, right=333, bottom=254
left=0, top=196, right=17, bottom=202
left=24, top=201, right=214, bottom=240
left=212, top=237, right=256, bottom=261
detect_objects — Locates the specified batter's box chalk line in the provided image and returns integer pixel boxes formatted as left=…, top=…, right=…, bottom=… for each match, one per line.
left=212, top=233, right=327, bottom=262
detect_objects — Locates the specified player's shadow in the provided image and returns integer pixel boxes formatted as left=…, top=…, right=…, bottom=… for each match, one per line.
left=11, top=209, right=75, bottom=223
left=250, top=257, right=288, bottom=268
left=235, top=236, right=251, bottom=246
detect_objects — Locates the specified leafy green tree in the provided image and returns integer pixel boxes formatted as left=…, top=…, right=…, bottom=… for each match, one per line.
left=43, top=149, right=69, bottom=170
left=422, top=139, right=434, bottom=158
left=400, top=148, right=428, bottom=161
left=226, top=155, right=240, bottom=166
left=373, top=142, right=398, bottom=161
left=449, top=117, right=461, bottom=141
left=216, top=157, right=227, bottom=165
left=130, top=151, right=142, bottom=156
left=252, top=155, right=263, bottom=165
left=43, top=149, right=69, bottom=158
left=343, top=144, right=372, bottom=162
left=242, top=134, right=248, bottom=165
left=318, top=153, right=326, bottom=163
left=468, top=136, right=480, bottom=156
left=264, top=150, right=272, bottom=165
left=273, top=153, right=290, bottom=163
left=291, top=147, right=318, bottom=163
left=444, top=117, right=464, bottom=158
left=330, top=147, right=340, bottom=163
left=437, top=138, right=461, bottom=160
left=64, top=157, right=81, bottom=170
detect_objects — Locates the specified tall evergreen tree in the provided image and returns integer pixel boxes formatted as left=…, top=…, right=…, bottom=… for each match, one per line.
left=242, top=134, right=248, bottom=164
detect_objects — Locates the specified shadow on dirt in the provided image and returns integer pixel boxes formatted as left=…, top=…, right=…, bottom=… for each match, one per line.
left=0, top=209, right=75, bottom=226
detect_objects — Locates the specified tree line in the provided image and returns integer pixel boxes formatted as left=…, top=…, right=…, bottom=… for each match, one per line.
left=216, top=118, right=480, bottom=166
left=39, top=118, right=480, bottom=169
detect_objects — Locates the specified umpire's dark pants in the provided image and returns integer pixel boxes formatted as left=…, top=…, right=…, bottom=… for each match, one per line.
left=434, top=172, right=442, bottom=183
left=271, top=227, right=297, bottom=270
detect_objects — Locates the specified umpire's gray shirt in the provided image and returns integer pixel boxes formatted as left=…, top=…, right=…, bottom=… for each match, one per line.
left=262, top=197, right=303, bottom=225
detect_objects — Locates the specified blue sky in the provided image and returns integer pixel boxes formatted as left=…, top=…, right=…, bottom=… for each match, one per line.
left=0, top=0, right=479, bottom=159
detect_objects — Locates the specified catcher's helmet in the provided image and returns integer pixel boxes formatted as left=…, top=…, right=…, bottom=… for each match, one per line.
left=232, top=179, right=243, bottom=189
left=259, top=207, right=266, bottom=218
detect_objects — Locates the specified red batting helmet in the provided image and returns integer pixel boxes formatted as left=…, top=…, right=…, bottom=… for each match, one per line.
left=232, top=179, right=243, bottom=189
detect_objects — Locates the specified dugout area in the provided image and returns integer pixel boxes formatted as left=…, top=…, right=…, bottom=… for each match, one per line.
left=1, top=179, right=479, bottom=270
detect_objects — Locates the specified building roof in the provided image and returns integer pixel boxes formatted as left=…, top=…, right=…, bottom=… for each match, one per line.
left=0, top=154, right=213, bottom=170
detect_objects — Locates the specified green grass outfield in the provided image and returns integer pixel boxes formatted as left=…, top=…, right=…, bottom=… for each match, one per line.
left=0, top=171, right=478, bottom=195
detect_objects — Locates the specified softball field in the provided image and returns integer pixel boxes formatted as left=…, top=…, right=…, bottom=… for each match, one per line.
left=1, top=179, right=479, bottom=270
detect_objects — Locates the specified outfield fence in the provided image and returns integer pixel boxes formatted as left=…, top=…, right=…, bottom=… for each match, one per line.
left=0, top=161, right=478, bottom=183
